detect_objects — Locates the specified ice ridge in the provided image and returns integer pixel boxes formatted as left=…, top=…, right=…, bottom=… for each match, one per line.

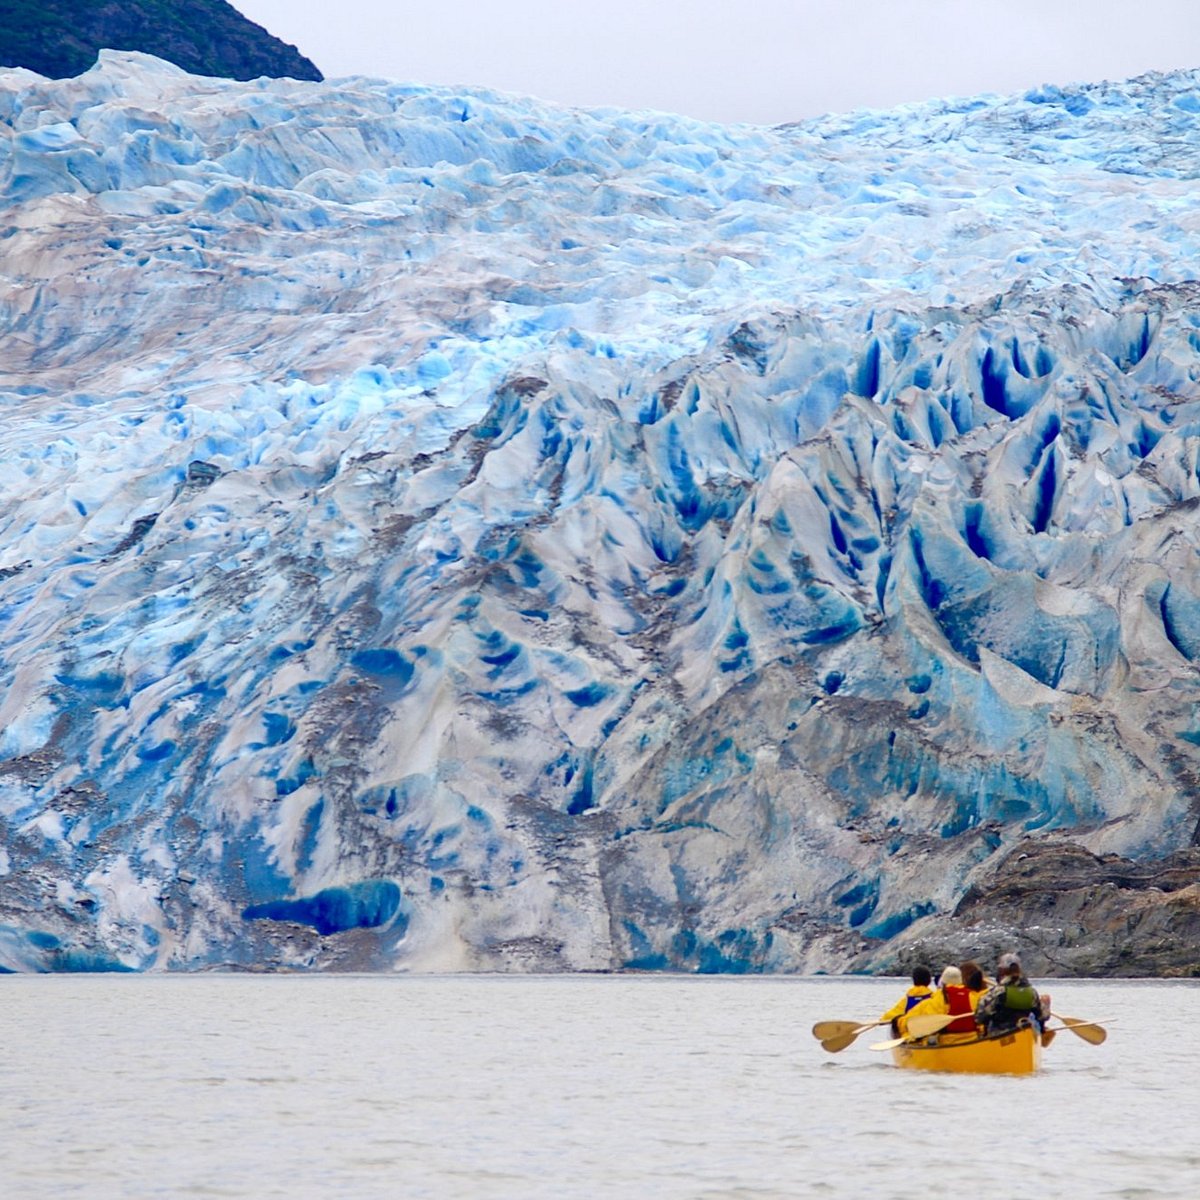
left=1, top=53, right=1200, bottom=973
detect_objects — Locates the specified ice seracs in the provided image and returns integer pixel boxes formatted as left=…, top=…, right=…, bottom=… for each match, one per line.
left=1, top=53, right=1200, bottom=974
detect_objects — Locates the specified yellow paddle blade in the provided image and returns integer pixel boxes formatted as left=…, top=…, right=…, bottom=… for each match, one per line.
left=811, top=1019, right=874, bottom=1041
left=812, top=1020, right=857, bottom=1040
left=819, top=1033, right=859, bottom=1053
left=1052, top=1014, right=1110, bottom=1045
left=903, top=1012, right=965, bottom=1038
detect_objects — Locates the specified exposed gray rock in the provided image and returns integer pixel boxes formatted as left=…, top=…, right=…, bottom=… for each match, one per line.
left=867, top=841, right=1200, bottom=977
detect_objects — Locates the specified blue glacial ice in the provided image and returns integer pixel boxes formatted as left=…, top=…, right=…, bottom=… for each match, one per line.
left=2, top=51, right=1200, bottom=972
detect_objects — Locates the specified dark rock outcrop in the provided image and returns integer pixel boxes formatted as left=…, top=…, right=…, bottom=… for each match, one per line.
left=871, top=841, right=1200, bottom=977
left=0, top=0, right=322, bottom=81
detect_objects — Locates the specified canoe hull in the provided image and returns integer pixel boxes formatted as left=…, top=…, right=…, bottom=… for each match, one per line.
left=891, top=1026, right=1042, bottom=1075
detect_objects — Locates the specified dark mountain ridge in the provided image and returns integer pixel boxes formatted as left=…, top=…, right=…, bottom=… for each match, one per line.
left=0, top=0, right=322, bottom=81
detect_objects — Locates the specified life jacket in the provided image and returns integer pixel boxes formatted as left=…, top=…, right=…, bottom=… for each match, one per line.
left=943, top=984, right=977, bottom=1033
left=904, top=985, right=934, bottom=1012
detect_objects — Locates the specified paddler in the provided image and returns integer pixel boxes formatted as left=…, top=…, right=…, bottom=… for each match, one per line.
left=878, top=966, right=935, bottom=1036
left=897, top=964, right=979, bottom=1043
left=960, top=959, right=989, bottom=997
left=975, top=952, right=1049, bottom=1036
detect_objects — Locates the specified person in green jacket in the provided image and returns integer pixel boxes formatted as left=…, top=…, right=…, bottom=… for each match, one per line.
left=975, top=953, right=1047, bottom=1034
left=879, top=966, right=935, bottom=1036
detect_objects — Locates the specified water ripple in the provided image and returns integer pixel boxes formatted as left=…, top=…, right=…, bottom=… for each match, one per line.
left=0, top=975, right=1194, bottom=1198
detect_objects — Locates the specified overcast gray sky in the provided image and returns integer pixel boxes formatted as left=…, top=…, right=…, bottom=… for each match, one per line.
left=235, top=0, right=1200, bottom=124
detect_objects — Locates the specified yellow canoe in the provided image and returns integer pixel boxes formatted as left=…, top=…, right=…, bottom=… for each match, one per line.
left=891, top=1025, right=1042, bottom=1075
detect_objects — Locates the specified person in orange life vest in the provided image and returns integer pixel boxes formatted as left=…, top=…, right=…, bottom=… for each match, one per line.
left=879, top=966, right=935, bottom=1036
left=898, top=965, right=979, bottom=1042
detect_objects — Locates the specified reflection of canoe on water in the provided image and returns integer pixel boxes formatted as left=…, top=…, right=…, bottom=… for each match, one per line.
left=892, top=1025, right=1042, bottom=1075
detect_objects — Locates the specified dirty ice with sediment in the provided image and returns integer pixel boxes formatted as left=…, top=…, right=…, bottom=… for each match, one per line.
left=2, top=51, right=1200, bottom=975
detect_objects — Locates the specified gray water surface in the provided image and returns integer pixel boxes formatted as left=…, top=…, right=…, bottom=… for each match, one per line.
left=1, top=975, right=1195, bottom=1198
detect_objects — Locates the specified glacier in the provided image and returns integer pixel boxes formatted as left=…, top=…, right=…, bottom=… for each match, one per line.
left=2, top=51, right=1200, bottom=975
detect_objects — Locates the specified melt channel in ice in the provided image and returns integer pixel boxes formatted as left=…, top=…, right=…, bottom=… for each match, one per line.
left=2, top=51, right=1200, bottom=973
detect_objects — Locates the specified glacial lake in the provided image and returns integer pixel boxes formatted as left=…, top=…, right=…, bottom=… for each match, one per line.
left=2, top=974, right=1195, bottom=1198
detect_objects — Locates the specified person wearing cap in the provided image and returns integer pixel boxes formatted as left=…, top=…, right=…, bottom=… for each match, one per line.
left=878, top=966, right=936, bottom=1036
left=897, top=964, right=980, bottom=1043
left=975, top=953, right=1047, bottom=1035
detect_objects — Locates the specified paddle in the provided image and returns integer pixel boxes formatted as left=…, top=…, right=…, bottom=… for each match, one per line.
left=812, top=1019, right=884, bottom=1052
left=811, top=1019, right=882, bottom=1041
left=820, top=1030, right=871, bottom=1053
left=871, top=1011, right=1110, bottom=1051
left=1050, top=1013, right=1110, bottom=1045
left=905, top=1011, right=968, bottom=1038
left=868, top=1011, right=969, bottom=1050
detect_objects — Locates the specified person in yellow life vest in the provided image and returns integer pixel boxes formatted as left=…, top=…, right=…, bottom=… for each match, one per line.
left=898, top=964, right=979, bottom=1043
left=879, top=966, right=934, bottom=1036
